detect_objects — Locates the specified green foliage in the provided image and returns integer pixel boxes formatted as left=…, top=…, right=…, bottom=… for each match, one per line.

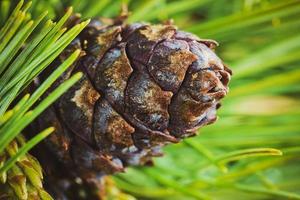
left=0, top=1, right=88, bottom=198
left=2, top=0, right=300, bottom=199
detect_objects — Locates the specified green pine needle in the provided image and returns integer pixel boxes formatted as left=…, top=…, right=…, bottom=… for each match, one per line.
left=0, top=0, right=87, bottom=180
left=0, top=127, right=54, bottom=175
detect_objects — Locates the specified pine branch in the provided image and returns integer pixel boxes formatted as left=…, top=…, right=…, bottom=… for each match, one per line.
left=0, top=1, right=88, bottom=199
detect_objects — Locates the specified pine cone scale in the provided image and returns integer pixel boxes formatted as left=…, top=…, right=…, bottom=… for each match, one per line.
left=94, top=43, right=132, bottom=111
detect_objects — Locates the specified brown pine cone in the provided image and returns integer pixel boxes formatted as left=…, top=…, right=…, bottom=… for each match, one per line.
left=33, top=18, right=232, bottom=186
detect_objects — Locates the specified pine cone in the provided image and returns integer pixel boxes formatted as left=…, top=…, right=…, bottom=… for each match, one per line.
left=34, top=18, right=232, bottom=183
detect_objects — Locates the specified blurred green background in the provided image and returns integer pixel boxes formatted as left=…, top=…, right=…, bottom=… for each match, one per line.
left=2, top=0, right=300, bottom=199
